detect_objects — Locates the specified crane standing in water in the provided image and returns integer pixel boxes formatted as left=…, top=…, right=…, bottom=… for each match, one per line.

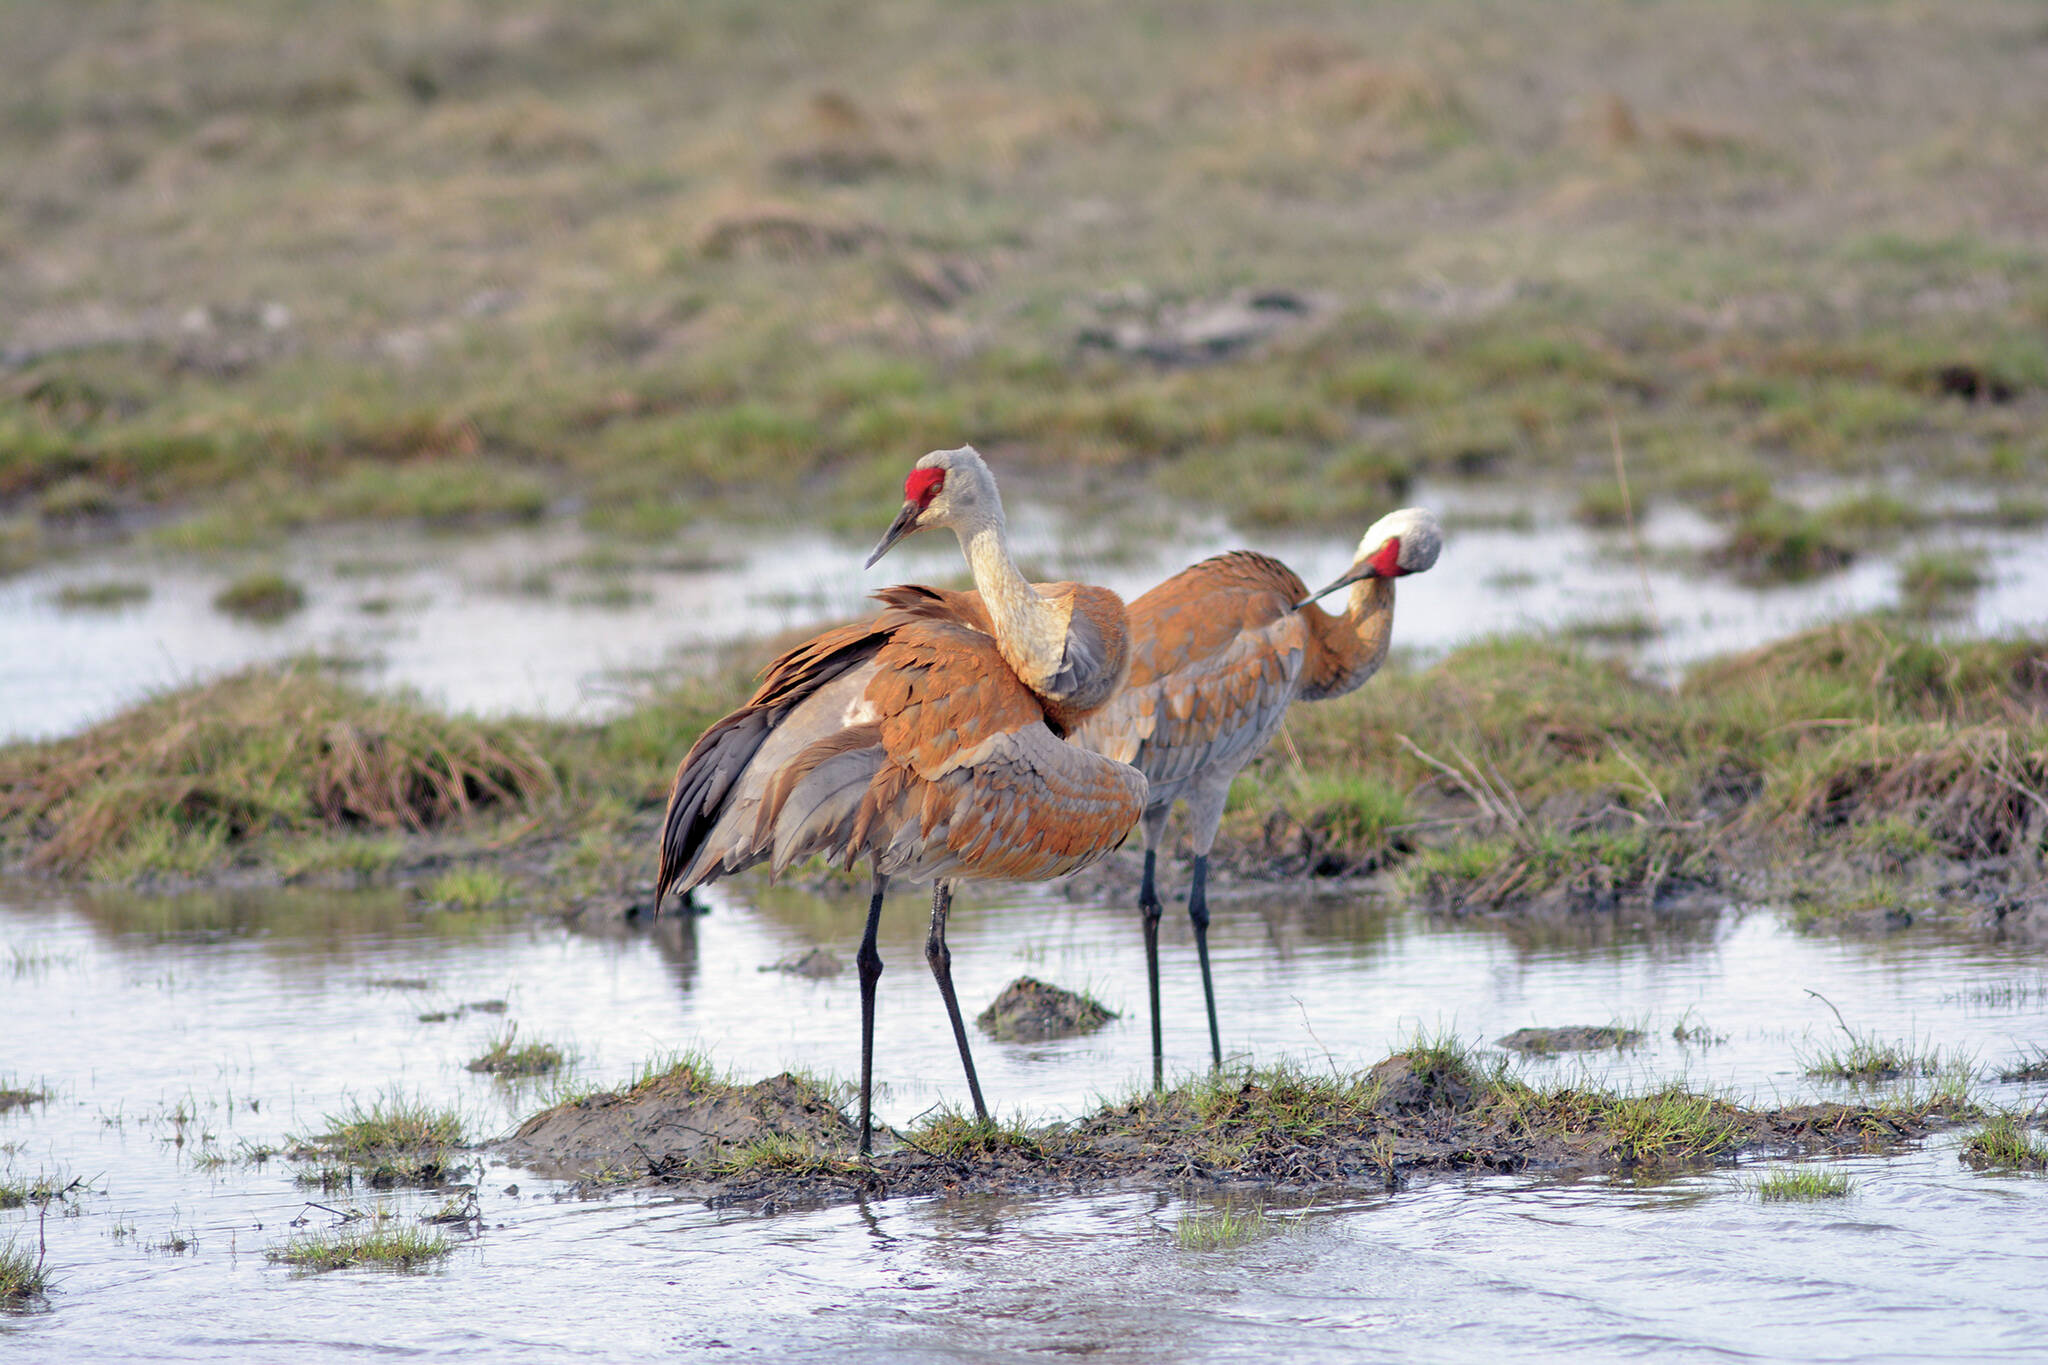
left=655, top=446, right=1144, bottom=1154
left=1072, top=507, right=1442, bottom=1087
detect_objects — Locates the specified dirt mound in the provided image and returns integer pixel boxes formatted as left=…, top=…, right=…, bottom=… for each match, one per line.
left=603, top=1057, right=1962, bottom=1213
left=498, top=1068, right=854, bottom=1180
left=1365, top=1053, right=1481, bottom=1114
left=976, top=977, right=1117, bottom=1041
left=1497, top=1026, right=1645, bottom=1055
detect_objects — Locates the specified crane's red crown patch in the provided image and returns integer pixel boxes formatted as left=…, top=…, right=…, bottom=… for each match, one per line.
left=905, top=467, right=946, bottom=508
left=1368, top=536, right=1403, bottom=578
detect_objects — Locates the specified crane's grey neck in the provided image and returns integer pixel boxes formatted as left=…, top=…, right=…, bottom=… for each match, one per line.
left=1321, top=576, right=1395, bottom=698
left=958, top=519, right=1071, bottom=693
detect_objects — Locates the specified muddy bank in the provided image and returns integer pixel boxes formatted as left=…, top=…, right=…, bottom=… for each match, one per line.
left=501, top=1066, right=854, bottom=1182
left=496, top=1050, right=1967, bottom=1212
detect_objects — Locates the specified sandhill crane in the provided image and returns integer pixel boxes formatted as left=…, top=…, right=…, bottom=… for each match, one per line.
left=1072, top=507, right=1442, bottom=1086
left=655, top=446, right=1145, bottom=1153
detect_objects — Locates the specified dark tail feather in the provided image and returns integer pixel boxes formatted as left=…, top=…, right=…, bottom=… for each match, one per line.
left=654, top=614, right=896, bottom=914
left=654, top=708, right=774, bottom=914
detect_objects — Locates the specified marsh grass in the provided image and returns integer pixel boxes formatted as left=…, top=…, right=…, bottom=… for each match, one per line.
left=1291, top=770, right=1410, bottom=855
left=906, top=1110, right=1044, bottom=1160
left=465, top=1027, right=567, bottom=1078
left=0, top=1, right=2041, bottom=576
left=1751, top=1167, right=1856, bottom=1201
left=426, top=866, right=517, bottom=911
left=0, top=1081, right=51, bottom=1116
left=1716, top=502, right=1857, bottom=584
left=1997, top=1049, right=2048, bottom=1084
left=1561, top=613, right=1661, bottom=645
left=1802, top=1034, right=1956, bottom=1085
left=0, top=667, right=558, bottom=878
left=0, top=1234, right=49, bottom=1310
left=52, top=580, right=150, bottom=611
left=1521, top=1083, right=1750, bottom=1164
left=292, top=1092, right=467, bottom=1188
left=1960, top=1114, right=2048, bottom=1172
left=711, top=1133, right=856, bottom=1179
left=1174, top=1201, right=1292, bottom=1251
left=267, top=1222, right=452, bottom=1273
left=1897, top=548, right=1988, bottom=617
left=8, top=604, right=2048, bottom=927
left=212, top=573, right=307, bottom=624
left=0, top=1173, right=82, bottom=1211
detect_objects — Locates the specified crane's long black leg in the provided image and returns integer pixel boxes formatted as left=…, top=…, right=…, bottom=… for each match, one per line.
left=856, top=873, right=888, bottom=1157
left=1139, top=848, right=1165, bottom=1092
left=1188, top=854, right=1223, bottom=1071
left=925, top=881, right=989, bottom=1123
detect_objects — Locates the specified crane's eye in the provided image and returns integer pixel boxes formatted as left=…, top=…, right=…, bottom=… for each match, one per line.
left=904, top=468, right=946, bottom=509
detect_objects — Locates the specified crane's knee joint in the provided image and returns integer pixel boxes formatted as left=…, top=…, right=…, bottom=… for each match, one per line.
left=857, top=944, right=883, bottom=982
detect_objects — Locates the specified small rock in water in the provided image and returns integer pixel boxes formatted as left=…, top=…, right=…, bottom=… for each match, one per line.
left=1496, top=1025, right=1644, bottom=1055
left=975, top=977, right=1117, bottom=1042
left=762, top=947, right=844, bottom=979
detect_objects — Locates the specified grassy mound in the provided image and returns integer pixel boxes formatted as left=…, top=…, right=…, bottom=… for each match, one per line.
left=3, top=617, right=2046, bottom=937
left=503, top=1044, right=1970, bottom=1209
left=0, top=667, right=557, bottom=879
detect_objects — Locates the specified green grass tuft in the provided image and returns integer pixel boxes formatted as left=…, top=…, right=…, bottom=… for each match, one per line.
left=52, top=580, right=151, bottom=611
left=425, top=866, right=516, bottom=911
left=711, top=1133, right=854, bottom=1179
left=1960, top=1113, right=2048, bottom=1172
left=907, top=1110, right=1043, bottom=1159
left=0, top=1234, right=50, bottom=1310
left=0, top=1081, right=52, bottom=1115
left=1802, top=1036, right=1953, bottom=1084
left=291, top=1092, right=467, bottom=1187
left=212, top=573, right=307, bottom=623
left=465, top=1027, right=566, bottom=1078
left=1897, top=549, right=1987, bottom=616
left=1293, top=770, right=1410, bottom=851
left=1752, top=1167, right=1856, bottom=1201
left=1174, top=1202, right=1289, bottom=1250
left=266, top=1222, right=452, bottom=1273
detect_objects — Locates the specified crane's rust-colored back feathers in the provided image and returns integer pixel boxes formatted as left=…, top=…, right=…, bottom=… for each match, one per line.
left=1071, top=550, right=1391, bottom=809
left=655, top=586, right=1145, bottom=910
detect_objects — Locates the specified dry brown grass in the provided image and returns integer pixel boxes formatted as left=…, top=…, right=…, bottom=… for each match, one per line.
left=0, top=667, right=556, bottom=876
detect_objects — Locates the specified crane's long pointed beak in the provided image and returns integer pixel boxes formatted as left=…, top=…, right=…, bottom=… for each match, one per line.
left=1294, top=561, right=1379, bottom=610
left=865, top=502, right=921, bottom=569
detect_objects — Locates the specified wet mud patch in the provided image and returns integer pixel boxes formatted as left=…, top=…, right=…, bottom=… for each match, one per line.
left=502, top=1050, right=1967, bottom=1212
left=976, top=977, right=1118, bottom=1042
left=499, top=1065, right=854, bottom=1181
left=1498, top=1026, right=1645, bottom=1055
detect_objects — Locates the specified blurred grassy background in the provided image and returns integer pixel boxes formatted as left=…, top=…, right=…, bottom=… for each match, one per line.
left=2, top=0, right=2045, bottom=569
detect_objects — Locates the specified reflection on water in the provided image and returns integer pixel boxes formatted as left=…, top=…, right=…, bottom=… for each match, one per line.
left=11, top=488, right=2048, bottom=742
left=3, top=875, right=2046, bottom=1361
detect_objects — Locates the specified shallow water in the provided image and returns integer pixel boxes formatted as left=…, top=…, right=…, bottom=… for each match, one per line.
left=8, top=487, right=2047, bottom=742
left=4, top=877, right=2046, bottom=1360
